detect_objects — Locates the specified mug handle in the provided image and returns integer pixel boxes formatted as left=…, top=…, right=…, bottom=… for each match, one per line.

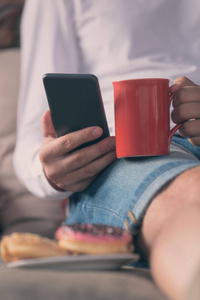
left=169, top=93, right=183, bottom=142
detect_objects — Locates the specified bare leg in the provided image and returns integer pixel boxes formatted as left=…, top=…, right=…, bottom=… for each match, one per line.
left=136, top=166, right=200, bottom=300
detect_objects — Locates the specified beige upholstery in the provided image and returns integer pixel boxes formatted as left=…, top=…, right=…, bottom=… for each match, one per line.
left=0, top=49, right=65, bottom=238
left=0, top=257, right=167, bottom=300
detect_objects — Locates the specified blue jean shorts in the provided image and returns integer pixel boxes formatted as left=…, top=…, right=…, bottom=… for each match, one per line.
left=66, top=136, right=200, bottom=235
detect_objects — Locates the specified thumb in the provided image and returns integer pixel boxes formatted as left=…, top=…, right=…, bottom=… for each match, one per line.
left=169, top=76, right=197, bottom=93
left=41, top=110, right=56, bottom=138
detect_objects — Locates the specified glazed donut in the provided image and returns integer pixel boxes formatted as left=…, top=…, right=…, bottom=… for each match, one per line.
left=56, top=224, right=134, bottom=255
left=0, top=232, right=67, bottom=262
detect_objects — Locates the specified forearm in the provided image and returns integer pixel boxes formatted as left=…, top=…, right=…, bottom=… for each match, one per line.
left=13, top=130, right=72, bottom=200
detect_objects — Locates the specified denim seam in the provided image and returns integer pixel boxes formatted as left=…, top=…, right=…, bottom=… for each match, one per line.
left=81, top=202, right=123, bottom=220
left=131, top=161, right=200, bottom=221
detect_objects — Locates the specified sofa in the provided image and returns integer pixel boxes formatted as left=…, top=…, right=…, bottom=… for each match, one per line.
left=0, top=257, right=169, bottom=300
left=0, top=0, right=66, bottom=239
left=0, top=47, right=66, bottom=238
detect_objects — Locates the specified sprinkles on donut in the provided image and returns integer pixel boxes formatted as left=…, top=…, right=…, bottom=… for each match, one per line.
left=56, top=224, right=134, bottom=255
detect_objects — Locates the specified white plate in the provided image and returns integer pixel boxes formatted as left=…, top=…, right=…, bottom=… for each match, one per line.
left=7, top=253, right=139, bottom=271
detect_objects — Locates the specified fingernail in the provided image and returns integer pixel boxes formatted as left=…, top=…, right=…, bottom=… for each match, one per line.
left=92, top=127, right=102, bottom=137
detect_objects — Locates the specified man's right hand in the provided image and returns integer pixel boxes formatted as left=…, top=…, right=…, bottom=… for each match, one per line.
left=39, top=110, right=116, bottom=193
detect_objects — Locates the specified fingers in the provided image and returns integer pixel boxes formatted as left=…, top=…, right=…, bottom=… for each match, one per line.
left=40, top=135, right=116, bottom=174
left=39, top=109, right=116, bottom=193
left=41, top=110, right=56, bottom=138
left=170, top=76, right=200, bottom=126
left=171, top=102, right=200, bottom=123
left=170, top=76, right=197, bottom=89
left=58, top=137, right=116, bottom=173
left=170, top=77, right=200, bottom=147
left=52, top=150, right=117, bottom=192
left=172, top=86, right=200, bottom=108
left=173, top=76, right=196, bottom=86
left=40, top=126, right=103, bottom=160
left=178, top=119, right=200, bottom=138
left=169, top=76, right=197, bottom=94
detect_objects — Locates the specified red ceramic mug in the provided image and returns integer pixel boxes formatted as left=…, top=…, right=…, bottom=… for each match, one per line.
left=113, top=78, right=182, bottom=158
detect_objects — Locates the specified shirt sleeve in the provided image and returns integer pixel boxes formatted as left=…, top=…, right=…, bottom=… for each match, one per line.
left=13, top=0, right=79, bottom=200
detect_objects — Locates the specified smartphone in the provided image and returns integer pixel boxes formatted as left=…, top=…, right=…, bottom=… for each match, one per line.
left=43, top=73, right=110, bottom=150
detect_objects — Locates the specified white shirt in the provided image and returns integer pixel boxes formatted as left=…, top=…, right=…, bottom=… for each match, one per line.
left=14, top=0, right=200, bottom=199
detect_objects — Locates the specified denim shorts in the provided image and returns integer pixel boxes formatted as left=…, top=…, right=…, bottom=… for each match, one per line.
left=66, top=135, right=200, bottom=235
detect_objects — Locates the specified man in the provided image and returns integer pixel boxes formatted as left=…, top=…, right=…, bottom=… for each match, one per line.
left=14, top=1, right=200, bottom=299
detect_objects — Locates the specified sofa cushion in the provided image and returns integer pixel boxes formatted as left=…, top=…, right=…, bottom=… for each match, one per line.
left=0, top=48, right=65, bottom=238
left=0, top=258, right=167, bottom=300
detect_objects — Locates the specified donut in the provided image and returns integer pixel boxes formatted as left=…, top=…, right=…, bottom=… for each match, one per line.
left=0, top=232, right=67, bottom=262
left=56, top=224, right=134, bottom=255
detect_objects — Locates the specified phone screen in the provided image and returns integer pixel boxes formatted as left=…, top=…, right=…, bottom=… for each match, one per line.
left=43, top=73, right=110, bottom=148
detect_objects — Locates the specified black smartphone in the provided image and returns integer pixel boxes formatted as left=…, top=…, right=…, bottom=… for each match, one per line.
left=43, top=73, right=110, bottom=150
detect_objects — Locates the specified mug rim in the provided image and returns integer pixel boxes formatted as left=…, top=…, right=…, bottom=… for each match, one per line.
left=112, top=78, right=170, bottom=85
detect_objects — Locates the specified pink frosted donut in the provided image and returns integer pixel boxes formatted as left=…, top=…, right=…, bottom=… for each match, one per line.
left=55, top=224, right=134, bottom=254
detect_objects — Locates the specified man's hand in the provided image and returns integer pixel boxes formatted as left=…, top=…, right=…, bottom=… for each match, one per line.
left=39, top=110, right=116, bottom=193
left=170, top=76, right=200, bottom=147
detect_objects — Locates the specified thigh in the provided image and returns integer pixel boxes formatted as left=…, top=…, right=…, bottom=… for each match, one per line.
left=137, top=164, right=200, bottom=258
left=66, top=139, right=200, bottom=235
